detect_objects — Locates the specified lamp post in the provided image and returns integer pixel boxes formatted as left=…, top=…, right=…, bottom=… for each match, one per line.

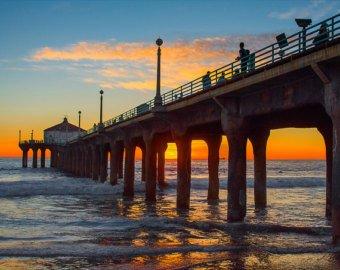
left=295, top=18, right=312, bottom=51
left=31, top=130, right=34, bottom=141
left=99, top=90, right=104, bottom=129
left=78, top=110, right=81, bottom=135
left=19, top=130, right=21, bottom=143
left=154, top=38, right=163, bottom=107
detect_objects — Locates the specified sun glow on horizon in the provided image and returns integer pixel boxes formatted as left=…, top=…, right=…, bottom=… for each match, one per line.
left=133, top=128, right=325, bottom=161
left=1, top=128, right=325, bottom=160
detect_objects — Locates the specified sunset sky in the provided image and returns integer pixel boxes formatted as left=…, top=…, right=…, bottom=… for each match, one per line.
left=0, top=0, right=338, bottom=159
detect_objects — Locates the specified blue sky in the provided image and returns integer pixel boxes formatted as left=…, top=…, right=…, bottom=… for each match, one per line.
left=0, top=0, right=339, bottom=156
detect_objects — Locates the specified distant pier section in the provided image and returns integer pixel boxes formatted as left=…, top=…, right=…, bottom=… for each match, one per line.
left=19, top=117, right=85, bottom=168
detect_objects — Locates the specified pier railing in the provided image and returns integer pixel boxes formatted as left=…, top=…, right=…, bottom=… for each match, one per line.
left=19, top=140, right=68, bottom=146
left=19, top=140, right=44, bottom=144
left=77, top=14, right=340, bottom=140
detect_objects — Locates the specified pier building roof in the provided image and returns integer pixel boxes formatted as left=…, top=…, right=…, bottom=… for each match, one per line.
left=44, top=117, right=85, bottom=132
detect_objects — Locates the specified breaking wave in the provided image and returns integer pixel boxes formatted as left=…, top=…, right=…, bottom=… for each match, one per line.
left=0, top=176, right=325, bottom=198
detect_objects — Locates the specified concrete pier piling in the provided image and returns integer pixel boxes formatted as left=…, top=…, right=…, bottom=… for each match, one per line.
left=206, top=135, right=222, bottom=201
left=22, top=148, right=28, bottom=168
left=318, top=125, right=333, bottom=219
left=175, top=135, right=191, bottom=209
left=123, top=141, right=135, bottom=197
left=141, top=146, right=146, bottom=182
left=249, top=129, right=269, bottom=209
left=99, top=145, right=108, bottom=182
left=145, top=138, right=157, bottom=202
left=32, top=148, right=38, bottom=168
left=91, top=146, right=99, bottom=180
left=109, top=141, right=118, bottom=185
left=226, top=132, right=247, bottom=222
left=118, top=146, right=124, bottom=179
left=157, top=142, right=167, bottom=187
left=40, top=148, right=46, bottom=168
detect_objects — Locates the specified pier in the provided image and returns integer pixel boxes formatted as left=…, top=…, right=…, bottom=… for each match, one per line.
left=19, top=15, right=340, bottom=244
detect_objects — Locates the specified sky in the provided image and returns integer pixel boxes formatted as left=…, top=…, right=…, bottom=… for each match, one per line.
left=0, top=0, right=338, bottom=159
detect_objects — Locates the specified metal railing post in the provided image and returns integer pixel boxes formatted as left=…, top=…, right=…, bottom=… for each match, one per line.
left=332, top=17, right=335, bottom=40
left=271, top=44, right=275, bottom=64
left=298, top=32, right=301, bottom=52
left=231, top=63, right=233, bottom=79
left=190, top=82, right=193, bottom=95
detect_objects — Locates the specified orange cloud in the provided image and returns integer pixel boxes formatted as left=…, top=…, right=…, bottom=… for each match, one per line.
left=32, top=42, right=154, bottom=62
left=30, top=35, right=274, bottom=92
left=101, top=67, right=130, bottom=78
left=116, top=80, right=155, bottom=91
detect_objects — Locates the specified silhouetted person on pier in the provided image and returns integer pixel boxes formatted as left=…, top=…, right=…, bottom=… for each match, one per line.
left=313, top=22, right=329, bottom=46
left=217, top=71, right=226, bottom=85
left=202, top=71, right=211, bottom=90
left=236, top=42, right=250, bottom=73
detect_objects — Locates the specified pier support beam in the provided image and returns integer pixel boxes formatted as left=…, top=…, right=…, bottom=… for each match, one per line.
left=55, top=151, right=60, bottom=169
left=141, top=145, right=146, bottom=182
left=332, top=118, right=340, bottom=245
left=318, top=125, right=333, bottom=218
left=249, top=129, right=270, bottom=209
left=22, top=149, right=28, bottom=168
left=99, top=145, right=108, bottom=182
left=157, top=142, right=167, bottom=187
left=206, top=135, right=222, bottom=201
left=323, top=65, right=340, bottom=245
left=82, top=148, right=88, bottom=177
left=118, top=146, right=124, bottom=179
left=66, top=150, right=70, bottom=172
left=221, top=107, right=248, bottom=222
left=226, top=132, right=247, bottom=221
left=91, top=146, right=99, bottom=180
left=86, top=148, right=92, bottom=178
left=32, top=147, right=38, bottom=168
left=81, top=148, right=87, bottom=177
left=123, top=141, right=135, bottom=197
left=40, top=148, right=46, bottom=168
left=71, top=150, right=76, bottom=174
left=110, top=141, right=118, bottom=185
left=75, top=150, right=81, bottom=176
left=175, top=135, right=191, bottom=209
left=144, top=138, right=157, bottom=202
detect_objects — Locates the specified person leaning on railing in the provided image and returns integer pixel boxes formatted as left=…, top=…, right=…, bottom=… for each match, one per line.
left=217, top=71, right=226, bottom=86
left=202, top=71, right=211, bottom=90
left=235, top=42, right=250, bottom=73
left=313, top=22, right=330, bottom=46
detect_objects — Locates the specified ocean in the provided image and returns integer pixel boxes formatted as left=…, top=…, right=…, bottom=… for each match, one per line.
left=0, top=158, right=339, bottom=269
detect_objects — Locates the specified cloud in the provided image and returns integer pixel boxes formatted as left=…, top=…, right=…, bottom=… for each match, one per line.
left=29, top=34, right=274, bottom=92
left=268, top=0, right=337, bottom=20
left=31, top=41, right=154, bottom=62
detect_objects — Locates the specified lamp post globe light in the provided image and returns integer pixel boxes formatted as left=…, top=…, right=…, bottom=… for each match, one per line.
left=154, top=38, right=163, bottom=107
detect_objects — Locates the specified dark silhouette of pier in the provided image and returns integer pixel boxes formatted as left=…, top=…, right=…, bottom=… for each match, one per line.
left=19, top=14, right=340, bottom=245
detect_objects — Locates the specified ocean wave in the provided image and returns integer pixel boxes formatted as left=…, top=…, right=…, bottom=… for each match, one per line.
left=177, top=220, right=331, bottom=236
left=167, top=177, right=325, bottom=190
left=0, top=178, right=124, bottom=198
left=0, top=176, right=325, bottom=198
left=0, top=242, right=338, bottom=258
